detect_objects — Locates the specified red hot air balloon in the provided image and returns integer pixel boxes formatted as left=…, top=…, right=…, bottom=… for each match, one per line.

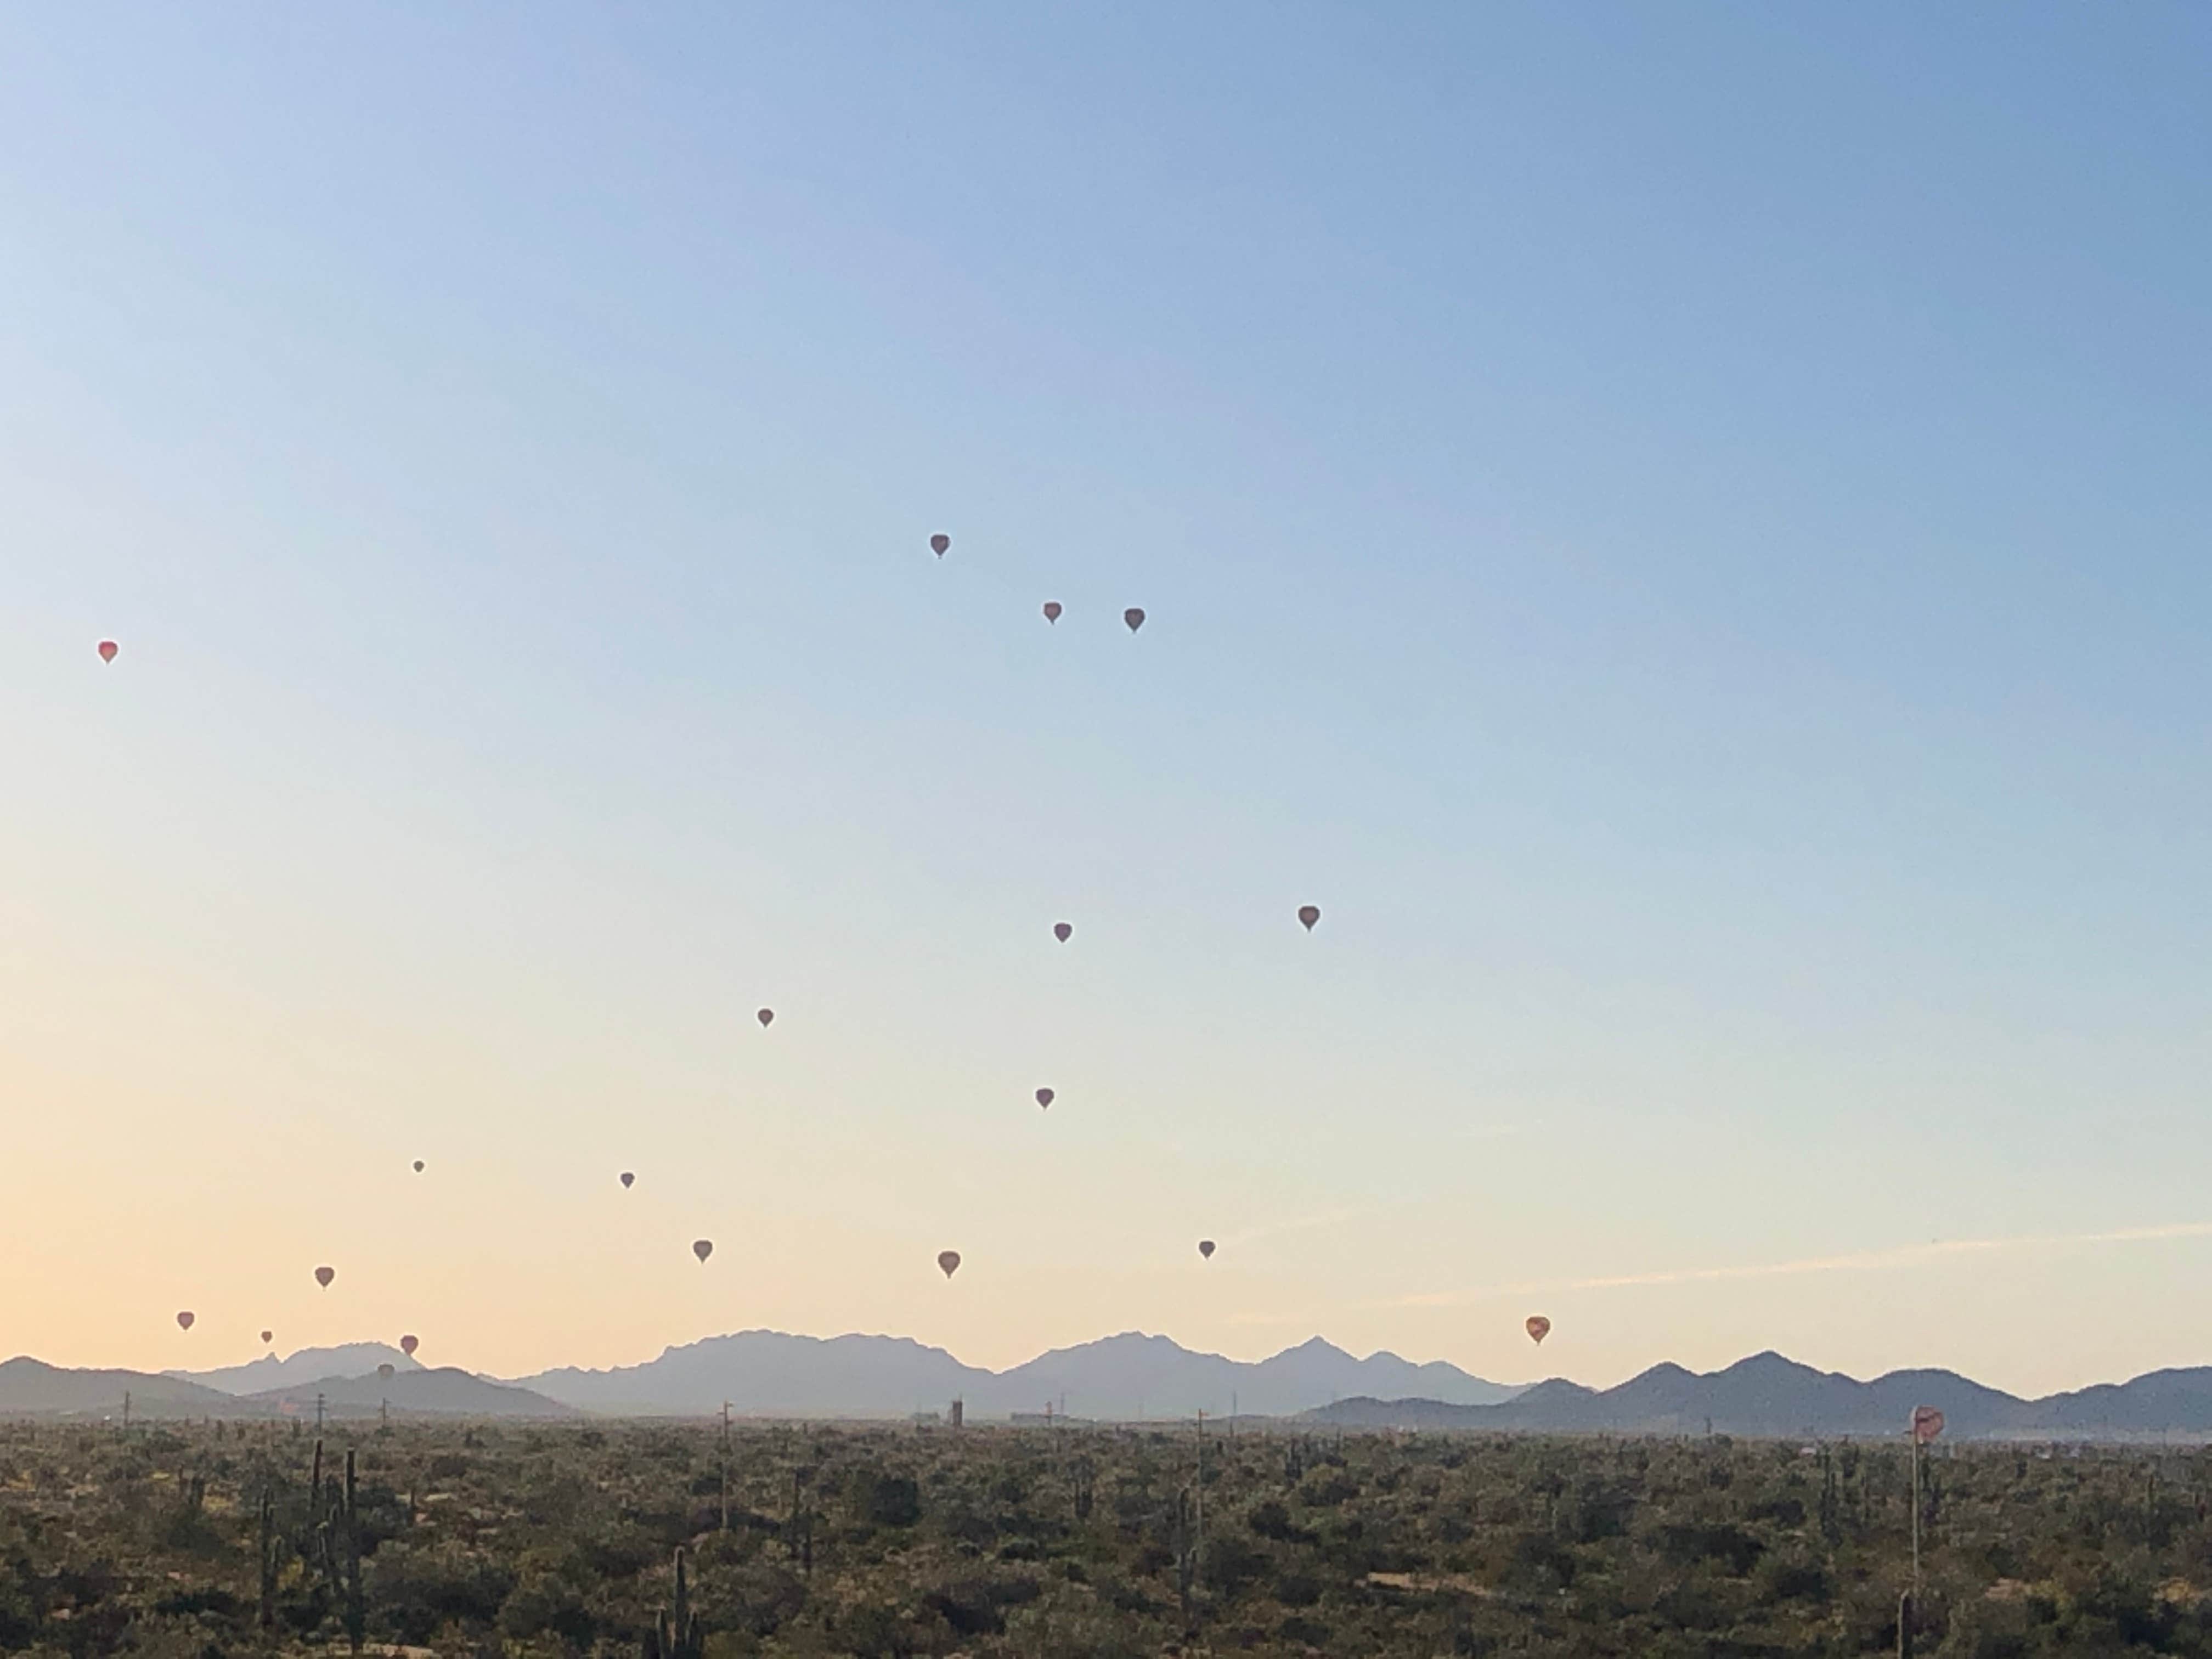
left=176, top=1311, right=195, bottom=1331
left=1035, top=1088, right=1054, bottom=1109
left=1042, top=601, right=1062, bottom=624
left=938, top=1250, right=961, bottom=1278
left=1911, top=1406, right=1945, bottom=1444
left=757, top=1008, right=774, bottom=1029
left=693, top=1239, right=714, bottom=1263
left=1198, top=1239, right=1216, bottom=1260
left=620, top=1171, right=635, bottom=1188
left=97, top=640, right=118, bottom=663
left=1124, top=608, right=1146, bottom=633
left=1298, top=905, right=1321, bottom=932
left=314, top=1266, right=335, bottom=1289
left=930, top=534, right=950, bottom=557
left=260, top=1330, right=274, bottom=1345
left=1526, top=1316, right=1551, bottom=1346
left=400, top=1334, right=419, bottom=1358
left=1053, top=922, right=1072, bottom=943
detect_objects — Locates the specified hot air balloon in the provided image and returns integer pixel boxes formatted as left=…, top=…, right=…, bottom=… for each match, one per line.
left=1912, top=1406, right=1945, bottom=1444
left=1198, top=1240, right=1216, bottom=1260
left=1124, top=608, right=1146, bottom=633
left=757, top=1008, right=774, bottom=1028
left=314, top=1266, right=335, bottom=1289
left=1042, top=601, right=1062, bottom=624
left=693, top=1239, right=714, bottom=1263
left=1297, top=905, right=1321, bottom=932
left=97, top=640, right=118, bottom=663
left=412, top=1160, right=424, bottom=1173
left=1036, top=1088, right=1054, bottom=1109
left=400, top=1334, right=419, bottom=1358
left=930, top=534, right=950, bottom=557
left=938, top=1250, right=961, bottom=1278
left=261, top=1330, right=274, bottom=1345
left=176, top=1311, right=194, bottom=1331
left=377, top=1363, right=395, bottom=1381
left=1053, top=922, right=1072, bottom=943
left=1526, top=1316, right=1551, bottom=1346
left=620, top=1171, right=635, bottom=1189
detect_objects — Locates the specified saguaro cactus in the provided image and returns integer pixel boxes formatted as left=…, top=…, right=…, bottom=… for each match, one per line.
left=647, top=1547, right=703, bottom=1659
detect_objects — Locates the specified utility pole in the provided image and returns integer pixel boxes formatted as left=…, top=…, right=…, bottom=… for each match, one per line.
left=315, top=1393, right=326, bottom=1432
left=122, top=1391, right=131, bottom=1433
left=1195, top=1410, right=1206, bottom=1590
left=720, top=1403, right=732, bottom=1531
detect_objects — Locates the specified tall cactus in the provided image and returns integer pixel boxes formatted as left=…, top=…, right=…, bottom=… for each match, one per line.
left=647, top=1547, right=703, bottom=1659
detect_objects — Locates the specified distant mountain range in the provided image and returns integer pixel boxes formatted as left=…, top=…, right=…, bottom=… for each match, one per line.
left=15, top=1336, right=2212, bottom=1437
left=1309, top=1351, right=2212, bottom=1440
left=511, top=1330, right=1524, bottom=1420
left=0, top=1357, right=569, bottom=1420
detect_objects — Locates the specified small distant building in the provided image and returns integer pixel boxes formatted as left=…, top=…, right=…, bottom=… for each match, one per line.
left=949, top=1398, right=963, bottom=1430
left=911, top=1411, right=941, bottom=1426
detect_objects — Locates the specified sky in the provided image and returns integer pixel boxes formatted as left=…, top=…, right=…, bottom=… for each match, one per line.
left=3, top=3, right=2210, bottom=1399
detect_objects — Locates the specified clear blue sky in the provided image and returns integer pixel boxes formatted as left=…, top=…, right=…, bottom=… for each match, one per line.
left=4, top=3, right=2210, bottom=1393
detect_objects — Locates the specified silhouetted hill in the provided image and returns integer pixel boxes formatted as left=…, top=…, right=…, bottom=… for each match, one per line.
left=171, top=1344, right=421, bottom=1396
left=1308, top=1352, right=2212, bottom=1440
left=511, top=1329, right=1519, bottom=1419
left=245, top=1368, right=574, bottom=1419
left=0, top=1358, right=257, bottom=1419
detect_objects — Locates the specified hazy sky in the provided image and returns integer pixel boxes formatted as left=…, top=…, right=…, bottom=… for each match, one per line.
left=5, top=4, right=2211, bottom=1398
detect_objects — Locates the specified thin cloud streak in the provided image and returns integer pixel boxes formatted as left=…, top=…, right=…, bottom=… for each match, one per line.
left=1374, top=1221, right=2212, bottom=1312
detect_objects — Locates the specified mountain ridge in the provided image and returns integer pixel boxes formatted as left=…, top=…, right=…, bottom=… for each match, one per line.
left=1309, top=1350, right=2212, bottom=1439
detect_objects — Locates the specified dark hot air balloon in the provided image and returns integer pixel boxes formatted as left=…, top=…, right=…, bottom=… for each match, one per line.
left=314, top=1266, right=335, bottom=1289
left=1297, top=905, right=1321, bottom=932
left=693, top=1239, right=714, bottom=1263
left=1053, top=922, right=1072, bottom=943
left=1036, top=1088, right=1054, bottom=1109
left=930, top=534, right=950, bottom=557
left=176, top=1311, right=194, bottom=1331
left=378, top=1363, right=395, bottom=1381
left=938, top=1250, right=961, bottom=1278
left=1042, top=601, right=1062, bottom=623
left=757, top=1008, right=774, bottom=1028
left=1197, top=1239, right=1216, bottom=1259
left=260, top=1330, right=274, bottom=1345
left=620, top=1171, right=635, bottom=1188
left=1526, top=1316, right=1551, bottom=1346
left=97, top=640, right=118, bottom=663
left=400, top=1334, right=419, bottom=1358
left=1124, top=608, right=1146, bottom=633
left=413, top=1160, right=424, bottom=1173
left=1912, top=1406, right=1945, bottom=1444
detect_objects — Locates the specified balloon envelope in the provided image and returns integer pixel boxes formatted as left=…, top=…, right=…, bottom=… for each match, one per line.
left=757, top=1008, right=774, bottom=1028
left=1053, top=922, right=1072, bottom=942
left=260, top=1330, right=273, bottom=1345
left=1298, top=905, right=1321, bottom=931
left=176, top=1311, right=194, bottom=1331
left=400, top=1334, right=419, bottom=1357
left=314, top=1266, right=335, bottom=1289
left=930, top=534, right=950, bottom=556
left=1912, top=1406, right=1945, bottom=1444
left=97, top=640, right=117, bottom=662
left=412, top=1160, right=424, bottom=1173
left=693, top=1239, right=714, bottom=1263
left=938, top=1250, right=961, bottom=1278
left=1526, top=1316, right=1551, bottom=1345
left=1036, top=1088, right=1054, bottom=1108
left=1198, top=1239, right=1216, bottom=1259
left=1042, top=601, right=1062, bottom=623
left=1124, top=608, right=1146, bottom=633
left=620, top=1171, right=635, bottom=1188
